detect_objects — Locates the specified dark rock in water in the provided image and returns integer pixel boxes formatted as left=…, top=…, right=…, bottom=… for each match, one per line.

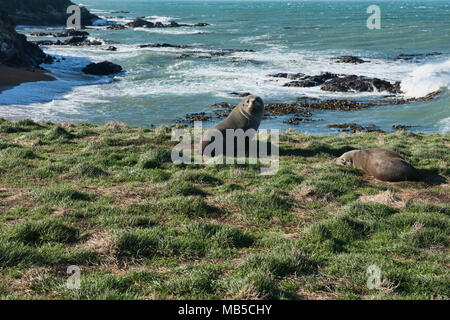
left=177, top=53, right=193, bottom=59
left=230, top=92, right=252, bottom=97
left=194, top=23, right=210, bottom=27
left=107, top=24, right=127, bottom=30
left=154, top=22, right=164, bottom=28
left=269, top=73, right=305, bottom=80
left=177, top=112, right=212, bottom=125
left=168, top=21, right=180, bottom=27
left=32, top=40, right=62, bottom=46
left=30, top=31, right=51, bottom=36
left=284, top=116, right=316, bottom=125
left=111, top=11, right=130, bottom=14
left=0, top=0, right=100, bottom=26
left=321, top=75, right=400, bottom=93
left=393, top=81, right=402, bottom=94
left=53, top=29, right=89, bottom=37
left=334, top=56, right=366, bottom=64
left=223, top=49, right=255, bottom=53
left=389, top=90, right=441, bottom=105
left=393, top=52, right=442, bottom=61
left=43, top=55, right=54, bottom=64
left=284, top=79, right=320, bottom=87
left=230, top=58, right=260, bottom=64
left=392, top=125, right=412, bottom=131
left=139, top=43, right=191, bottom=49
left=284, top=72, right=338, bottom=87
left=0, top=11, right=47, bottom=68
left=126, top=18, right=154, bottom=28
left=327, top=123, right=386, bottom=134
left=37, top=37, right=101, bottom=46
left=82, top=61, right=123, bottom=75
left=33, top=37, right=102, bottom=46
left=210, top=51, right=231, bottom=57
left=67, top=37, right=101, bottom=46
left=424, top=52, right=442, bottom=57
left=64, top=36, right=87, bottom=45
left=105, top=46, right=117, bottom=51
left=177, top=97, right=384, bottom=127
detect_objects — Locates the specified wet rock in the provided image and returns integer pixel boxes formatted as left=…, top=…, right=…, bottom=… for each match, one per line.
left=389, top=90, right=441, bottom=104
left=268, top=72, right=305, bottom=80
left=284, top=116, right=317, bottom=125
left=210, top=51, right=231, bottom=57
left=82, top=61, right=123, bottom=75
left=105, top=46, right=117, bottom=51
left=230, top=58, right=260, bottom=64
left=177, top=53, right=193, bottom=59
left=126, top=18, right=154, bottom=28
left=284, top=72, right=338, bottom=87
left=222, top=49, right=255, bottom=53
left=30, top=32, right=51, bottom=36
left=194, top=23, right=210, bottom=27
left=139, top=43, right=191, bottom=49
left=107, top=24, right=127, bottom=30
left=327, top=123, right=386, bottom=133
left=176, top=112, right=212, bottom=125
left=53, top=29, right=89, bottom=37
left=168, top=21, right=181, bottom=27
left=64, top=36, right=87, bottom=45
left=0, top=11, right=47, bottom=68
left=321, top=75, right=400, bottom=93
left=393, top=52, right=442, bottom=61
left=333, top=56, right=366, bottom=64
left=229, top=92, right=252, bottom=97
left=0, top=0, right=100, bottom=26
left=392, top=125, right=412, bottom=131
left=33, top=37, right=102, bottom=46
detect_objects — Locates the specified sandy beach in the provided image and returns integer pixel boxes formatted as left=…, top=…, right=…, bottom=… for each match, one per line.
left=0, top=66, right=55, bottom=94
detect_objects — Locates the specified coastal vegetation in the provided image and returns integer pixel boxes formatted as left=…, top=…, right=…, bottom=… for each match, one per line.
left=0, top=119, right=448, bottom=300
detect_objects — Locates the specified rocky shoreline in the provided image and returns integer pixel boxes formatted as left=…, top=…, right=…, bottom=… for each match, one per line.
left=0, top=2, right=446, bottom=135
left=176, top=91, right=442, bottom=133
left=0, top=0, right=99, bottom=26
left=0, top=10, right=56, bottom=91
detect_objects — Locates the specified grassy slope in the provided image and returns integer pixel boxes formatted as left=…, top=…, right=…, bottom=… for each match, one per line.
left=0, top=118, right=448, bottom=300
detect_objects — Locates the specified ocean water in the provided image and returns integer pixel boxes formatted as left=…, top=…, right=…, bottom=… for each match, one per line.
left=1, top=0, right=449, bottom=134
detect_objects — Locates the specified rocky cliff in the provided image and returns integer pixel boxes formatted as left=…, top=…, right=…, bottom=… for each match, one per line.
left=0, top=11, right=48, bottom=68
left=0, top=0, right=99, bottom=26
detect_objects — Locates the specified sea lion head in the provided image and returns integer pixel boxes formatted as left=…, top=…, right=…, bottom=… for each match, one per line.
left=240, top=95, right=264, bottom=117
left=335, top=150, right=359, bottom=166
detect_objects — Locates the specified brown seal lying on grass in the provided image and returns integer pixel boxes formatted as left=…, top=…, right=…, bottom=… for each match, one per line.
left=201, top=95, right=264, bottom=155
left=335, top=148, right=420, bottom=182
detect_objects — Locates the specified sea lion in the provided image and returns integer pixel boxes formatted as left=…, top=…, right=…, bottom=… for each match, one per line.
left=201, top=95, right=264, bottom=156
left=335, top=148, right=420, bottom=182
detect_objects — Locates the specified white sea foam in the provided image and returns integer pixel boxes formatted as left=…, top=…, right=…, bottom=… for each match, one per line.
left=438, top=117, right=450, bottom=134
left=401, top=58, right=450, bottom=98
left=133, top=27, right=208, bottom=35
left=145, top=16, right=179, bottom=23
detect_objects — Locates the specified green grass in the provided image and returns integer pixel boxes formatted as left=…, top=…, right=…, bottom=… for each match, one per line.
left=0, top=119, right=448, bottom=300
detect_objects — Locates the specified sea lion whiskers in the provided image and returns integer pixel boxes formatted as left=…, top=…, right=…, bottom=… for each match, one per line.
left=335, top=150, right=358, bottom=166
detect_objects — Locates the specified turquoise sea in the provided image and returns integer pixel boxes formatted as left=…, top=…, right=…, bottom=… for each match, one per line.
left=1, top=0, right=449, bottom=134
